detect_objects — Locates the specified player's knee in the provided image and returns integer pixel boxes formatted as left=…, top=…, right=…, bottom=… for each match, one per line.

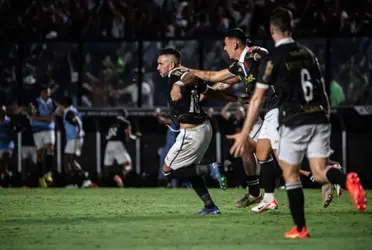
left=311, top=169, right=326, bottom=183
left=255, top=150, right=270, bottom=162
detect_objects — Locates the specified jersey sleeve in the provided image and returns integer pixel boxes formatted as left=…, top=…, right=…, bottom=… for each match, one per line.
left=169, top=69, right=187, bottom=84
left=227, top=61, right=240, bottom=76
left=256, top=55, right=276, bottom=89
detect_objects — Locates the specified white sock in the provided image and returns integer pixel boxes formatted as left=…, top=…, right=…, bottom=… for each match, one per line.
left=263, top=193, right=275, bottom=202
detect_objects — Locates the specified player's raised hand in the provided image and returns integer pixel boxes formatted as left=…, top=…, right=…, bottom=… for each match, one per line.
left=170, top=84, right=182, bottom=101
left=226, top=132, right=247, bottom=158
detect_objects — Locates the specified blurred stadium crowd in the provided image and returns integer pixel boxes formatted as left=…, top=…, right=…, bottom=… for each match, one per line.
left=0, top=0, right=371, bottom=108
left=1, top=0, right=371, bottom=39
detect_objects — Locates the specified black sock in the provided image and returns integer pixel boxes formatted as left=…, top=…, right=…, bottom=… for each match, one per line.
left=246, top=175, right=260, bottom=197
left=46, top=155, right=54, bottom=173
left=306, top=172, right=316, bottom=183
left=326, top=167, right=347, bottom=190
left=37, top=162, right=44, bottom=178
left=170, top=165, right=210, bottom=179
left=260, top=159, right=277, bottom=193
left=286, top=182, right=306, bottom=231
left=189, top=176, right=215, bottom=209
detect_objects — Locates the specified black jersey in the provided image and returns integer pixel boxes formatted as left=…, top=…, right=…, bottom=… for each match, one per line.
left=106, top=116, right=130, bottom=144
left=228, top=47, right=260, bottom=97
left=257, top=39, right=330, bottom=127
left=11, top=112, right=35, bottom=147
left=168, top=69, right=208, bottom=125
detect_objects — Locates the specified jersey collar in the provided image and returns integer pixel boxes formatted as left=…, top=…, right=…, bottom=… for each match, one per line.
left=239, top=46, right=250, bottom=63
left=168, top=68, right=177, bottom=78
left=275, top=38, right=295, bottom=47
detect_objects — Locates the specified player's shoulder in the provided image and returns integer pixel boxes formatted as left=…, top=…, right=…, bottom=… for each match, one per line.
left=168, top=68, right=188, bottom=78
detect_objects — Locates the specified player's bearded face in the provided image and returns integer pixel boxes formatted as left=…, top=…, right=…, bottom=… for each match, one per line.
left=157, top=55, right=173, bottom=78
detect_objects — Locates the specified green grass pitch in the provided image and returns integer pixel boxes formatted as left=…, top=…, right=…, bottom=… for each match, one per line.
left=0, top=188, right=371, bottom=250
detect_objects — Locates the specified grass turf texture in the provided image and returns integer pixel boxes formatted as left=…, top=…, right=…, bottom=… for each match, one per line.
left=0, top=188, right=371, bottom=250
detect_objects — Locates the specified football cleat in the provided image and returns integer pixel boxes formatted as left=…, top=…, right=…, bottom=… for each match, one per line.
left=114, top=175, right=124, bottom=188
left=284, top=226, right=310, bottom=239
left=322, top=183, right=335, bottom=208
left=209, top=162, right=227, bottom=190
left=251, top=199, right=278, bottom=213
left=195, top=206, right=221, bottom=215
left=235, top=192, right=263, bottom=208
left=346, top=172, right=367, bottom=212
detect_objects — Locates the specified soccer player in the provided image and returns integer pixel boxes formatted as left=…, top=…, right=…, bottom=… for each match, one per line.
left=229, top=7, right=367, bottom=238
left=58, top=97, right=91, bottom=188
left=180, top=28, right=271, bottom=208
left=104, top=109, right=136, bottom=187
left=30, top=85, right=57, bottom=187
left=12, top=105, right=37, bottom=187
left=0, top=106, right=14, bottom=187
left=157, top=48, right=240, bottom=214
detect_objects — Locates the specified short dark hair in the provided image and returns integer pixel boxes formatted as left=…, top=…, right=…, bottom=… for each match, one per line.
left=40, top=84, right=50, bottom=92
left=159, top=48, right=181, bottom=63
left=225, top=28, right=252, bottom=46
left=60, top=96, right=73, bottom=107
left=270, top=7, right=294, bottom=34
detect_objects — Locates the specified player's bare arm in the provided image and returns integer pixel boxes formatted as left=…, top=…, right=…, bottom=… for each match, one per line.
left=178, top=66, right=234, bottom=83
left=227, top=87, right=267, bottom=157
left=200, top=76, right=239, bottom=101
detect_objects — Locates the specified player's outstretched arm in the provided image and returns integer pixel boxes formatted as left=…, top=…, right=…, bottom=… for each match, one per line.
left=203, top=87, right=239, bottom=103
left=178, top=66, right=234, bottom=83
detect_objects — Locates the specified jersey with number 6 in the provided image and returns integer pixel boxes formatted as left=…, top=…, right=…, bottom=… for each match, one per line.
left=167, top=68, right=208, bottom=125
left=257, top=41, right=330, bottom=127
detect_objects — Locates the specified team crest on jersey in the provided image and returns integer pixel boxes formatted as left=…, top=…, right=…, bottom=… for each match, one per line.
left=173, top=70, right=183, bottom=76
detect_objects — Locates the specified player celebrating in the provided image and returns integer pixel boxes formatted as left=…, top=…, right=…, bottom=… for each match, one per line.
left=58, top=97, right=91, bottom=188
left=229, top=7, right=367, bottom=238
left=30, top=85, right=57, bottom=187
left=157, top=48, right=240, bottom=215
left=180, top=28, right=271, bottom=208
left=104, top=109, right=137, bottom=187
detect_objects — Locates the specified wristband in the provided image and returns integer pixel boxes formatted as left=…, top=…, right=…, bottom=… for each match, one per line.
left=174, top=81, right=184, bottom=86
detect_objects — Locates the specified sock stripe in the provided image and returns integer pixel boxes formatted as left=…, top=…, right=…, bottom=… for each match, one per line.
left=309, top=176, right=315, bottom=182
left=247, top=180, right=259, bottom=185
left=285, top=182, right=302, bottom=190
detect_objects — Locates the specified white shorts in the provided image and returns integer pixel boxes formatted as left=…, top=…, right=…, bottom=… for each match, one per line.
left=0, top=149, right=12, bottom=158
left=249, top=117, right=263, bottom=142
left=165, top=120, right=213, bottom=170
left=258, top=108, right=280, bottom=150
left=33, top=131, right=55, bottom=150
left=64, top=138, right=84, bottom=156
left=22, top=146, right=37, bottom=163
left=277, top=124, right=332, bottom=165
left=104, top=141, right=132, bottom=167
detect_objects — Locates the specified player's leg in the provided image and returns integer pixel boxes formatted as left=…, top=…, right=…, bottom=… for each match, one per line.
left=235, top=120, right=263, bottom=207
left=103, top=141, right=116, bottom=187
left=21, top=147, right=30, bottom=187
left=114, top=143, right=133, bottom=188
left=33, top=132, right=47, bottom=187
left=307, top=124, right=366, bottom=212
left=277, top=125, right=310, bottom=239
left=163, top=121, right=222, bottom=214
left=43, top=131, right=55, bottom=185
left=251, top=138, right=279, bottom=212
